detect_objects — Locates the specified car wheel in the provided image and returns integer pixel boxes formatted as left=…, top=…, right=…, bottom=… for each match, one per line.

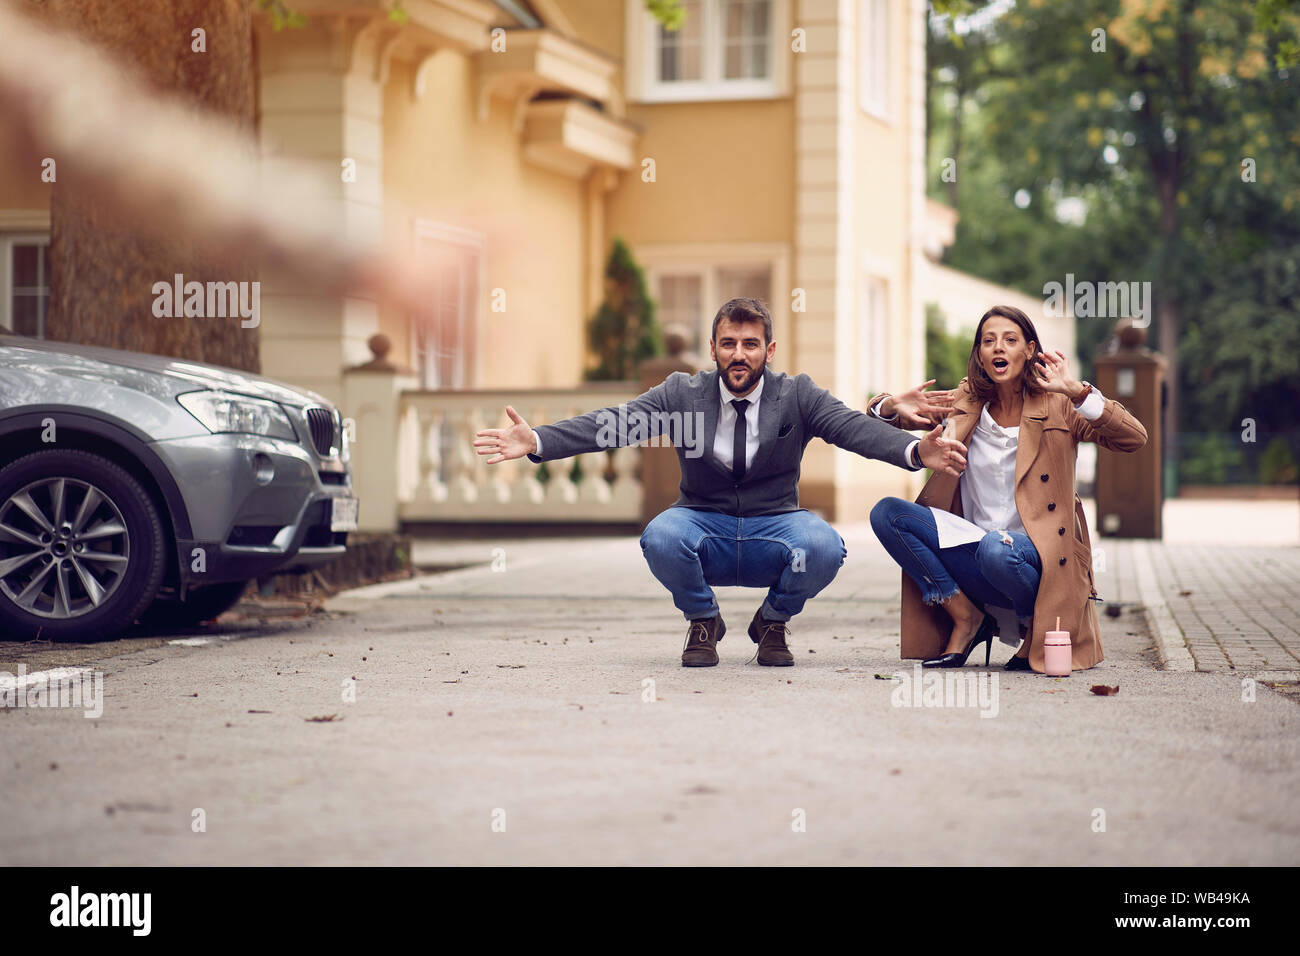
left=141, top=579, right=250, bottom=628
left=0, top=449, right=167, bottom=641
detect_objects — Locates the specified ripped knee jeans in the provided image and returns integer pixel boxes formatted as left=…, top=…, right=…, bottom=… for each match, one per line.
left=869, top=497, right=1041, bottom=617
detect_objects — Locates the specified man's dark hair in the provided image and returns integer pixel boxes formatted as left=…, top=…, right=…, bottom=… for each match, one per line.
left=711, top=297, right=773, bottom=345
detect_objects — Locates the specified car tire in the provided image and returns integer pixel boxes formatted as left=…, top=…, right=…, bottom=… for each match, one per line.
left=141, top=580, right=250, bottom=628
left=0, top=449, right=167, bottom=642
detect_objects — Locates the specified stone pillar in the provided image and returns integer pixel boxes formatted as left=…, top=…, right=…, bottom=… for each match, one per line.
left=1094, top=320, right=1166, bottom=539
left=344, top=334, right=418, bottom=533
left=794, top=0, right=856, bottom=517
left=255, top=15, right=393, bottom=405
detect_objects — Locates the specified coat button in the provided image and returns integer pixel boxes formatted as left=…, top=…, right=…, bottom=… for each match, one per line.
left=1048, top=502, right=1056, bottom=511
left=1040, top=473, right=1049, bottom=482
left=1059, top=557, right=1067, bottom=566
left=1058, top=527, right=1065, bottom=535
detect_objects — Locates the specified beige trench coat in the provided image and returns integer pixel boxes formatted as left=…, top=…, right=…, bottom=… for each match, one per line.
left=876, top=379, right=1148, bottom=672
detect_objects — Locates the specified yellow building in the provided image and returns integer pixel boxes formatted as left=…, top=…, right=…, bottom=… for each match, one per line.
left=1, top=0, right=1065, bottom=528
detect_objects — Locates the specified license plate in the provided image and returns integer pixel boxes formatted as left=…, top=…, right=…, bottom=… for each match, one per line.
left=330, top=496, right=359, bottom=532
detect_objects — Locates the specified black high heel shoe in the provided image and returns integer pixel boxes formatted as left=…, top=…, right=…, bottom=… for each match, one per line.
left=1003, top=653, right=1032, bottom=671
left=922, top=614, right=997, bottom=668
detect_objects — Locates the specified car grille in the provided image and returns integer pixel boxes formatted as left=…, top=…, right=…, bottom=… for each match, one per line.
left=305, top=407, right=337, bottom=456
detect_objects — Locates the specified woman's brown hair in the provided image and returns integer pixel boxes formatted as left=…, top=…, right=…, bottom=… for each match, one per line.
left=965, top=305, right=1044, bottom=404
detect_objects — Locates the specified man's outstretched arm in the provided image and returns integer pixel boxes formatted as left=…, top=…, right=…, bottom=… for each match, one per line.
left=799, top=375, right=966, bottom=477
left=868, top=380, right=957, bottom=430
left=474, top=375, right=678, bottom=465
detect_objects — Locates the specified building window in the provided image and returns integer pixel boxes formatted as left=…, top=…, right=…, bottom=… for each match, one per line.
left=723, top=0, right=771, bottom=80
left=859, top=275, right=889, bottom=400
left=1, top=235, right=50, bottom=338
left=858, top=0, right=889, bottom=119
left=658, top=0, right=705, bottom=82
left=411, top=224, right=482, bottom=391
left=658, top=274, right=705, bottom=344
left=640, top=0, right=781, bottom=102
left=654, top=263, right=772, bottom=355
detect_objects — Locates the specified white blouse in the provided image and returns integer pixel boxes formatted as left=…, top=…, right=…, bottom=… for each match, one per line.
left=959, top=389, right=1106, bottom=535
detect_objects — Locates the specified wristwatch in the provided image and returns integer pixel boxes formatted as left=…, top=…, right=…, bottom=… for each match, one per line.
left=1072, top=381, right=1094, bottom=406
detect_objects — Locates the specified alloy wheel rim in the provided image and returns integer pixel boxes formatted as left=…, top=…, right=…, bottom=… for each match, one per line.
left=0, top=477, right=131, bottom=619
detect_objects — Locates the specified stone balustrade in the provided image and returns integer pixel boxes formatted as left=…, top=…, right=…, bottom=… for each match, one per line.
left=396, top=387, right=643, bottom=523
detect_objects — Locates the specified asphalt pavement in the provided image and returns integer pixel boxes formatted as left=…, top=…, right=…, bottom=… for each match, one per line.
left=1, top=518, right=1296, bottom=865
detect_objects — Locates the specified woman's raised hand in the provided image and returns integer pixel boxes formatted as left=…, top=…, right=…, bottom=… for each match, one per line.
left=473, top=405, right=537, bottom=464
left=1033, top=349, right=1080, bottom=395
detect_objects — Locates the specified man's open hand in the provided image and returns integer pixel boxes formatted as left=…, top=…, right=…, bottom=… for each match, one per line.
left=878, top=379, right=956, bottom=429
left=473, top=406, right=537, bottom=464
left=917, top=423, right=967, bottom=477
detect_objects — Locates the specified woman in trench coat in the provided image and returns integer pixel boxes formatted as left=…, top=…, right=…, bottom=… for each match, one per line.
left=868, top=306, right=1148, bottom=673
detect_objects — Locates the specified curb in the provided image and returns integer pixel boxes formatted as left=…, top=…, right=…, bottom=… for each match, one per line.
left=1128, top=540, right=1197, bottom=672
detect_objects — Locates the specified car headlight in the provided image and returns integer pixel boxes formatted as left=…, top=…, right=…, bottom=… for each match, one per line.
left=177, top=391, right=298, bottom=441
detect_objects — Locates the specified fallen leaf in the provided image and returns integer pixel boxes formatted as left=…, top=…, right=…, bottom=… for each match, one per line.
left=305, top=714, right=341, bottom=722
left=247, top=709, right=271, bottom=714
left=496, top=664, right=526, bottom=669
left=1090, top=684, right=1120, bottom=696
left=874, top=673, right=900, bottom=681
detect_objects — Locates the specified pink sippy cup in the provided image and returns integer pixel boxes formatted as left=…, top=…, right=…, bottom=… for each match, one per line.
left=1044, top=616, right=1072, bottom=677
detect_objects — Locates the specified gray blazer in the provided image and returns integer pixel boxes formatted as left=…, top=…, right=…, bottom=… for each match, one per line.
left=526, top=366, right=921, bottom=516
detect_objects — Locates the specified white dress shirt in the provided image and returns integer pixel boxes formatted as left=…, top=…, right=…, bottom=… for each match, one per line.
left=959, top=388, right=1106, bottom=534
left=712, top=373, right=763, bottom=472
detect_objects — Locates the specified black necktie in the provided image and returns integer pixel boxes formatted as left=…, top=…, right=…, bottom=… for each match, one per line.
left=731, top=399, right=750, bottom=481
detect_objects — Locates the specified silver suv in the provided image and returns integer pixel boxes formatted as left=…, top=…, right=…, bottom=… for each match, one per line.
left=0, top=335, right=357, bottom=641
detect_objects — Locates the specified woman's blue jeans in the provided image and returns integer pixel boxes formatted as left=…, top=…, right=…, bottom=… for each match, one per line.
left=869, top=496, right=1041, bottom=619
left=640, top=506, right=846, bottom=622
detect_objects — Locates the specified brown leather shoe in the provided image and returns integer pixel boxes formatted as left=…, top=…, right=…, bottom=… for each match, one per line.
left=681, top=614, right=725, bottom=667
left=748, top=609, right=794, bottom=666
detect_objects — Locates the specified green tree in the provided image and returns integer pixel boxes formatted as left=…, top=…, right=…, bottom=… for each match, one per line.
left=585, top=238, right=663, bottom=382
left=924, top=304, right=971, bottom=389
left=927, top=0, right=1300, bottom=486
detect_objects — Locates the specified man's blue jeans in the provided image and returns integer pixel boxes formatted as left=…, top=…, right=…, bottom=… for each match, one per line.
left=869, top=496, right=1042, bottom=619
left=639, top=507, right=847, bottom=622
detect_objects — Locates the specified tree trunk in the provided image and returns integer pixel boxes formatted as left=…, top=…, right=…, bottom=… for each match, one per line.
left=40, top=0, right=258, bottom=372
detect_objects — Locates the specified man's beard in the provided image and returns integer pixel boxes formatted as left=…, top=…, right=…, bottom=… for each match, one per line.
left=717, top=355, right=766, bottom=394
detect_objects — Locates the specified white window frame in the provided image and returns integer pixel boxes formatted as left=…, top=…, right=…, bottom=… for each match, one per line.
left=410, top=220, right=485, bottom=391
left=638, top=241, right=790, bottom=360
left=858, top=0, right=890, bottom=121
left=858, top=271, right=890, bottom=403
left=0, top=232, right=51, bottom=338
left=626, top=0, right=791, bottom=104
